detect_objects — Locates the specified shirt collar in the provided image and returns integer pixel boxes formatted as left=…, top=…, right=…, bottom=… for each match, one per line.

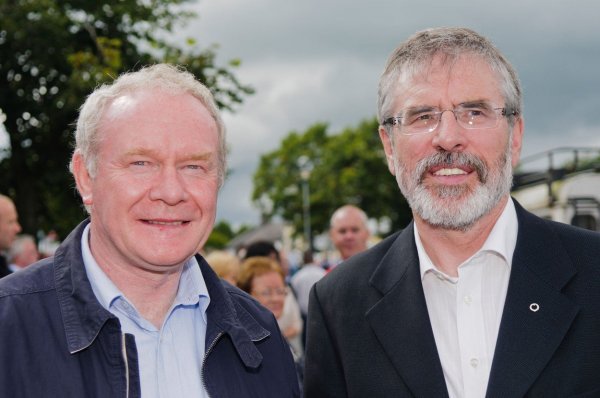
left=81, top=224, right=210, bottom=317
left=415, top=198, right=518, bottom=280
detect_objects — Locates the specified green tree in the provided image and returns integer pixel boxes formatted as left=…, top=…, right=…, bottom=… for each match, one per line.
left=252, top=118, right=412, bottom=240
left=205, top=220, right=252, bottom=251
left=0, top=0, right=253, bottom=238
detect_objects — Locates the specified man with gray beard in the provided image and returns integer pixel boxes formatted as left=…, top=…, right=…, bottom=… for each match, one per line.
left=304, top=27, right=600, bottom=398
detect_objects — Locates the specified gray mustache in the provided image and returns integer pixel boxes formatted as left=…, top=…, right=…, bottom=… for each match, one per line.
left=415, top=151, right=488, bottom=183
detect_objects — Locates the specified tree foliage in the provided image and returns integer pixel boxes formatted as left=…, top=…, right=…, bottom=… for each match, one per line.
left=252, top=118, right=412, bottom=240
left=204, top=220, right=251, bottom=251
left=0, top=0, right=253, bottom=238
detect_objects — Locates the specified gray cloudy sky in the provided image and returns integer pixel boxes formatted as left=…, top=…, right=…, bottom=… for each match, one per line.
left=178, top=0, right=600, bottom=227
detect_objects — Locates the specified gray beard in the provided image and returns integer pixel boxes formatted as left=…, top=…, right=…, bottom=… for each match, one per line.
left=394, top=147, right=513, bottom=231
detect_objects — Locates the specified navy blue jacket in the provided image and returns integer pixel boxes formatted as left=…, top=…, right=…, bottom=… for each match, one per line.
left=0, top=220, right=300, bottom=397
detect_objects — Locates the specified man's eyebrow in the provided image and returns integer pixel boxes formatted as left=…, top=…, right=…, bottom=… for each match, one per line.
left=402, top=105, right=437, bottom=114
left=186, top=152, right=213, bottom=161
left=123, top=149, right=214, bottom=161
left=459, top=100, right=492, bottom=108
left=124, top=148, right=159, bottom=157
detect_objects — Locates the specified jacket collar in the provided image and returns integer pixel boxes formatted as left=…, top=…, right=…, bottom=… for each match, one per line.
left=53, top=219, right=115, bottom=354
left=54, top=219, right=268, bottom=369
left=366, top=223, right=450, bottom=398
left=365, top=199, right=579, bottom=398
left=486, top=200, right=578, bottom=397
left=198, top=255, right=268, bottom=369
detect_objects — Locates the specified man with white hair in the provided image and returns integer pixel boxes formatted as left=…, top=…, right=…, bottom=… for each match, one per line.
left=0, top=64, right=299, bottom=398
left=8, top=234, right=39, bottom=271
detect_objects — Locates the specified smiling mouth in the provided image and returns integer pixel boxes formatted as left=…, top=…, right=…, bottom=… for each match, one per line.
left=433, top=168, right=468, bottom=176
left=143, top=220, right=189, bottom=226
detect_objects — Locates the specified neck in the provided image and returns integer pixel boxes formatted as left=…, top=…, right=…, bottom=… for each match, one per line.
left=94, top=254, right=184, bottom=329
left=415, top=196, right=509, bottom=277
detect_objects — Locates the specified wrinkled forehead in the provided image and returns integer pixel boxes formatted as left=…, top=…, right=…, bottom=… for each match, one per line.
left=399, top=52, right=497, bottom=87
left=391, top=53, right=504, bottom=108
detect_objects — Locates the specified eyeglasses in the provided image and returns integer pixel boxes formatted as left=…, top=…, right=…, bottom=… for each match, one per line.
left=382, top=102, right=519, bottom=136
left=254, top=288, right=288, bottom=298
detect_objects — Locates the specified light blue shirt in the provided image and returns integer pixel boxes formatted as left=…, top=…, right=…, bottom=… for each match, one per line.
left=81, top=225, right=210, bottom=398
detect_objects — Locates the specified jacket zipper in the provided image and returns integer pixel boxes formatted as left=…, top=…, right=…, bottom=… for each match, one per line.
left=201, top=331, right=223, bottom=398
left=121, top=333, right=130, bottom=398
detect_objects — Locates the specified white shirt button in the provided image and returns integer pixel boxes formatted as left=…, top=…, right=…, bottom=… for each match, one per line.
left=470, top=357, right=479, bottom=368
left=464, top=295, right=472, bottom=305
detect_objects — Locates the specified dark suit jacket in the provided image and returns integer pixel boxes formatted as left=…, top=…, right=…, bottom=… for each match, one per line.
left=304, top=200, right=600, bottom=398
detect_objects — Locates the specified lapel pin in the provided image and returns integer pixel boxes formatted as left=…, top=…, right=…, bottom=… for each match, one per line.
left=529, top=303, right=540, bottom=312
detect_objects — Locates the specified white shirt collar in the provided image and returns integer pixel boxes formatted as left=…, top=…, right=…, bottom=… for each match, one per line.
left=415, top=198, right=518, bottom=280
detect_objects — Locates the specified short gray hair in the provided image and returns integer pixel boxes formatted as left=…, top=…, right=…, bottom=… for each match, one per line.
left=7, top=234, right=36, bottom=263
left=378, top=27, right=522, bottom=133
left=329, top=205, right=368, bottom=228
left=70, top=63, right=227, bottom=186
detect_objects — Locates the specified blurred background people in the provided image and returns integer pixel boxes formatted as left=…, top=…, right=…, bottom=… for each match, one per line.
left=0, top=194, right=22, bottom=277
left=328, top=205, right=370, bottom=267
left=204, top=250, right=241, bottom=285
left=244, top=241, right=303, bottom=358
left=8, top=234, right=39, bottom=272
left=290, top=250, right=326, bottom=346
left=238, top=256, right=304, bottom=392
left=238, top=256, right=287, bottom=320
left=38, top=229, right=60, bottom=259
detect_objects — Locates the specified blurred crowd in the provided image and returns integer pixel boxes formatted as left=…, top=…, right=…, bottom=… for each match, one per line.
left=202, top=204, right=371, bottom=386
left=0, top=194, right=61, bottom=277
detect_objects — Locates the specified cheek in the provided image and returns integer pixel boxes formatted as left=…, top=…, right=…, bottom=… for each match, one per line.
left=188, top=180, right=219, bottom=207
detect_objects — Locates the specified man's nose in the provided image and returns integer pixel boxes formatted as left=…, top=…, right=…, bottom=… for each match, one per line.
left=149, top=167, right=189, bottom=205
left=431, top=110, right=466, bottom=152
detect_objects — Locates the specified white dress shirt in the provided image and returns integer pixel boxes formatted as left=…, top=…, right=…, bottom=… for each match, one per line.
left=415, top=199, right=518, bottom=398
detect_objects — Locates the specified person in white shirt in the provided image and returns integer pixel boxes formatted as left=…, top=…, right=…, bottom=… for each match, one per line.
left=304, top=27, right=600, bottom=398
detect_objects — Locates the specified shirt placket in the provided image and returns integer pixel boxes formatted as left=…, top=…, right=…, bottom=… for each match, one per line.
left=456, top=261, right=489, bottom=398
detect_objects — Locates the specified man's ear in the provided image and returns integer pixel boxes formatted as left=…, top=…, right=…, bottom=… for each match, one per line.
left=379, top=126, right=396, bottom=175
left=510, top=117, right=524, bottom=168
left=71, top=151, right=94, bottom=207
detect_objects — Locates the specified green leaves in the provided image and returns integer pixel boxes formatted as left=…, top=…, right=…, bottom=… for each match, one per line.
left=0, top=0, right=253, bottom=236
left=252, top=118, right=412, bottom=239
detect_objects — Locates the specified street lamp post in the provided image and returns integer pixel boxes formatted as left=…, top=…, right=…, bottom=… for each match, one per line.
left=298, top=156, right=313, bottom=252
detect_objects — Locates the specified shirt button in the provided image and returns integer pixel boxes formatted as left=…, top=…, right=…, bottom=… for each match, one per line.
left=464, top=295, right=472, bottom=305
left=436, top=273, right=445, bottom=281
left=470, top=358, right=479, bottom=368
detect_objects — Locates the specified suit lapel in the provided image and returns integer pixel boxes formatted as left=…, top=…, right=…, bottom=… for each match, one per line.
left=366, top=224, right=450, bottom=398
left=486, top=202, right=579, bottom=398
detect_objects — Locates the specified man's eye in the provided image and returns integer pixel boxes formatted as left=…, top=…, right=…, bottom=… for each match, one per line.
left=467, top=109, right=484, bottom=117
left=408, top=113, right=435, bottom=125
left=131, top=161, right=148, bottom=166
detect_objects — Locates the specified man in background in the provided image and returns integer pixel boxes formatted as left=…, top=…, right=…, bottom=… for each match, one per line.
left=0, top=194, right=21, bottom=277
left=328, top=205, right=370, bottom=266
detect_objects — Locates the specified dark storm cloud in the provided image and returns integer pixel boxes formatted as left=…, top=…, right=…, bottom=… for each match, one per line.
left=179, top=0, right=600, bottom=226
